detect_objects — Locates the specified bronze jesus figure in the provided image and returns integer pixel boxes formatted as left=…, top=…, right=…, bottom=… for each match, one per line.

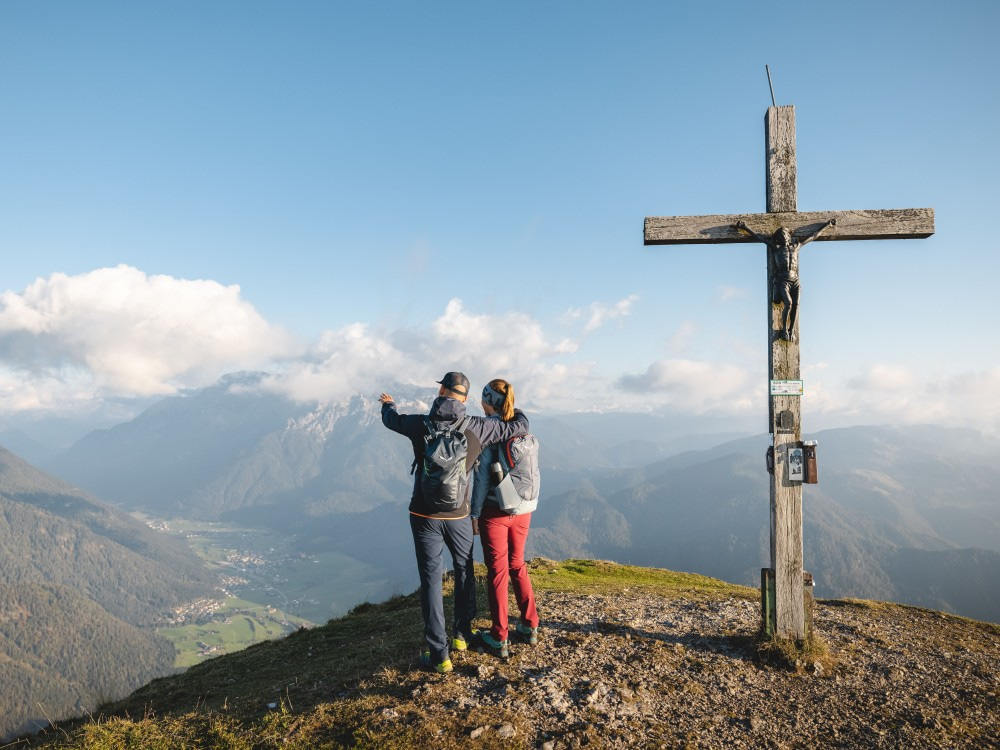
left=733, top=219, right=836, bottom=341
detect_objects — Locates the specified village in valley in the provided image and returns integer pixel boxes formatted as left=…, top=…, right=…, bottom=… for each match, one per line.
left=143, top=516, right=325, bottom=666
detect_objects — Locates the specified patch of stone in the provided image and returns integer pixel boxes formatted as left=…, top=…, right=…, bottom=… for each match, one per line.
left=392, top=589, right=999, bottom=748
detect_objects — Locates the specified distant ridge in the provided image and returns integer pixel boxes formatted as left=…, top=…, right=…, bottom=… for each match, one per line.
left=40, top=375, right=1000, bottom=624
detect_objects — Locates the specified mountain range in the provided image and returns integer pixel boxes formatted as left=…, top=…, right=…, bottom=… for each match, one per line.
left=530, top=427, right=1000, bottom=622
left=39, top=373, right=1000, bottom=625
left=4, top=372, right=998, bottom=736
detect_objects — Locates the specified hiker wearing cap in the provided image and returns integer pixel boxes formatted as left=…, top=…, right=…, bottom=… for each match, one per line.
left=470, top=378, right=540, bottom=659
left=379, top=372, right=529, bottom=674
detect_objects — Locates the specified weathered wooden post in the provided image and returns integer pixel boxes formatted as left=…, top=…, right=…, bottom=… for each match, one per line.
left=644, top=105, right=933, bottom=639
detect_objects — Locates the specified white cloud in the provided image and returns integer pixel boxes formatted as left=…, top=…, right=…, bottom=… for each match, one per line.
left=264, top=322, right=412, bottom=404
left=846, top=364, right=916, bottom=392
left=808, top=365, right=1000, bottom=436
left=666, top=320, right=699, bottom=354
left=564, top=294, right=639, bottom=334
left=718, top=285, right=748, bottom=303
left=268, top=298, right=583, bottom=405
left=429, top=298, right=554, bottom=367
left=0, top=281, right=642, bottom=416
left=609, top=360, right=999, bottom=436
left=1, top=270, right=997, bottom=438
left=0, top=265, right=299, bottom=411
left=616, top=358, right=759, bottom=414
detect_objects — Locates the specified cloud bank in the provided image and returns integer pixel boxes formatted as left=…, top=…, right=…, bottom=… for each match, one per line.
left=808, top=364, right=1000, bottom=434
left=0, top=268, right=996, bottom=436
left=268, top=298, right=582, bottom=407
left=0, top=266, right=298, bottom=411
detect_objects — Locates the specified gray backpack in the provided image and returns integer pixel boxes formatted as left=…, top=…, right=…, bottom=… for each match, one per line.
left=493, top=434, right=540, bottom=514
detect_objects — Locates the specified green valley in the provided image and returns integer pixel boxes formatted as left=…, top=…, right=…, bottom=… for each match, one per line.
left=145, top=517, right=401, bottom=667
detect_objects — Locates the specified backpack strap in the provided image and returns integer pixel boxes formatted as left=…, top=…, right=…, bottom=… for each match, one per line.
left=446, top=416, right=482, bottom=470
left=502, top=433, right=537, bottom=472
left=502, top=435, right=518, bottom=471
left=412, top=417, right=435, bottom=474
left=464, top=430, right=481, bottom=472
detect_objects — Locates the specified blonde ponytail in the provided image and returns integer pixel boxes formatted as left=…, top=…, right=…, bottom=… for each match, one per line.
left=487, top=378, right=516, bottom=421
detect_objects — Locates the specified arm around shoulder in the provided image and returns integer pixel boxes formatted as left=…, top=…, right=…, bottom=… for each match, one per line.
left=469, top=408, right=530, bottom=446
left=496, top=409, right=531, bottom=441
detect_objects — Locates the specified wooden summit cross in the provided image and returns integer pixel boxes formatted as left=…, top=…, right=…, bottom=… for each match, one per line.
left=644, top=105, right=933, bottom=639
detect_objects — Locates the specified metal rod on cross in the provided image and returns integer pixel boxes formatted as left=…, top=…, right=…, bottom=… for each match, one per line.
left=643, top=105, right=933, bottom=639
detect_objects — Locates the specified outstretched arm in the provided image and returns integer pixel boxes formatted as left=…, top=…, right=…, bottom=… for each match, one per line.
left=380, top=395, right=401, bottom=431
left=380, top=393, right=424, bottom=438
left=799, top=218, right=837, bottom=246
left=733, top=220, right=770, bottom=244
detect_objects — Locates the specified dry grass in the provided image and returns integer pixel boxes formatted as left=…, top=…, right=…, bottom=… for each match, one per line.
left=3, top=560, right=809, bottom=749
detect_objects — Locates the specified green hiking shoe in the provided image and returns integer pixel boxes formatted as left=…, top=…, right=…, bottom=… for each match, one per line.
left=476, top=629, right=510, bottom=659
left=451, top=635, right=469, bottom=652
left=514, top=621, right=539, bottom=646
left=419, top=651, right=453, bottom=674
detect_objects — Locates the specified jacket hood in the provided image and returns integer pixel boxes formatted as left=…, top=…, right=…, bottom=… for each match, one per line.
left=428, top=396, right=467, bottom=423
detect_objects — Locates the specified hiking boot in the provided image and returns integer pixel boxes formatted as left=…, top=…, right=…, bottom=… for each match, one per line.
left=451, top=634, right=469, bottom=652
left=514, top=621, right=539, bottom=646
left=476, top=629, right=510, bottom=659
left=419, top=651, right=453, bottom=674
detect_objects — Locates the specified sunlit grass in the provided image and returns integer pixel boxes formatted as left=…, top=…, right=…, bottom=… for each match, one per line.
left=530, top=557, right=756, bottom=598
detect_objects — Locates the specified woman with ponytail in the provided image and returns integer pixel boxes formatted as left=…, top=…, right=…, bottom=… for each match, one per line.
left=470, top=378, right=540, bottom=658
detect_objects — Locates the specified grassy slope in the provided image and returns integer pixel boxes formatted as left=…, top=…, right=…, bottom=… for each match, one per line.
left=16, top=559, right=747, bottom=749
left=24, top=559, right=997, bottom=749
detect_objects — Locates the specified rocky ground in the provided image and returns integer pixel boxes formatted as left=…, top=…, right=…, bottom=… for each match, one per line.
left=391, top=589, right=999, bottom=748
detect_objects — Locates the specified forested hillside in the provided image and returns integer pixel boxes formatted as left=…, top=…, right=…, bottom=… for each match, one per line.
left=0, top=583, right=176, bottom=739
left=0, top=445, right=215, bottom=740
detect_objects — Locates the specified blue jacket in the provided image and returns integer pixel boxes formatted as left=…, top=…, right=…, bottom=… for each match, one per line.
left=381, top=396, right=529, bottom=519
left=471, top=438, right=500, bottom=519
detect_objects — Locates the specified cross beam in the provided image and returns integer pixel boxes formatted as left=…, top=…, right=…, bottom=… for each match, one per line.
left=643, top=105, right=933, bottom=639
left=645, top=209, right=934, bottom=245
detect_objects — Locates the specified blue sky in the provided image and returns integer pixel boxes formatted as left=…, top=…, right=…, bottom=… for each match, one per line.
left=1, top=1, right=998, bottom=437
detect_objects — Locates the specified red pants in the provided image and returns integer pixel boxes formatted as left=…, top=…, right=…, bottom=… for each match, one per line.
left=479, top=506, right=538, bottom=641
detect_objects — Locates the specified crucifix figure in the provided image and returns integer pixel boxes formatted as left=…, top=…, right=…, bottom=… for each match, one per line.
left=644, top=105, right=933, bottom=639
left=734, top=218, right=836, bottom=341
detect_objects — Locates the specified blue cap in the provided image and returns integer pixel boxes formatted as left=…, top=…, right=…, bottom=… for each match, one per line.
left=436, top=371, right=469, bottom=396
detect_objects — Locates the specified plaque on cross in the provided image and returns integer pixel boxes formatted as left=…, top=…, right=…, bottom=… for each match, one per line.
left=643, top=105, right=933, bottom=639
